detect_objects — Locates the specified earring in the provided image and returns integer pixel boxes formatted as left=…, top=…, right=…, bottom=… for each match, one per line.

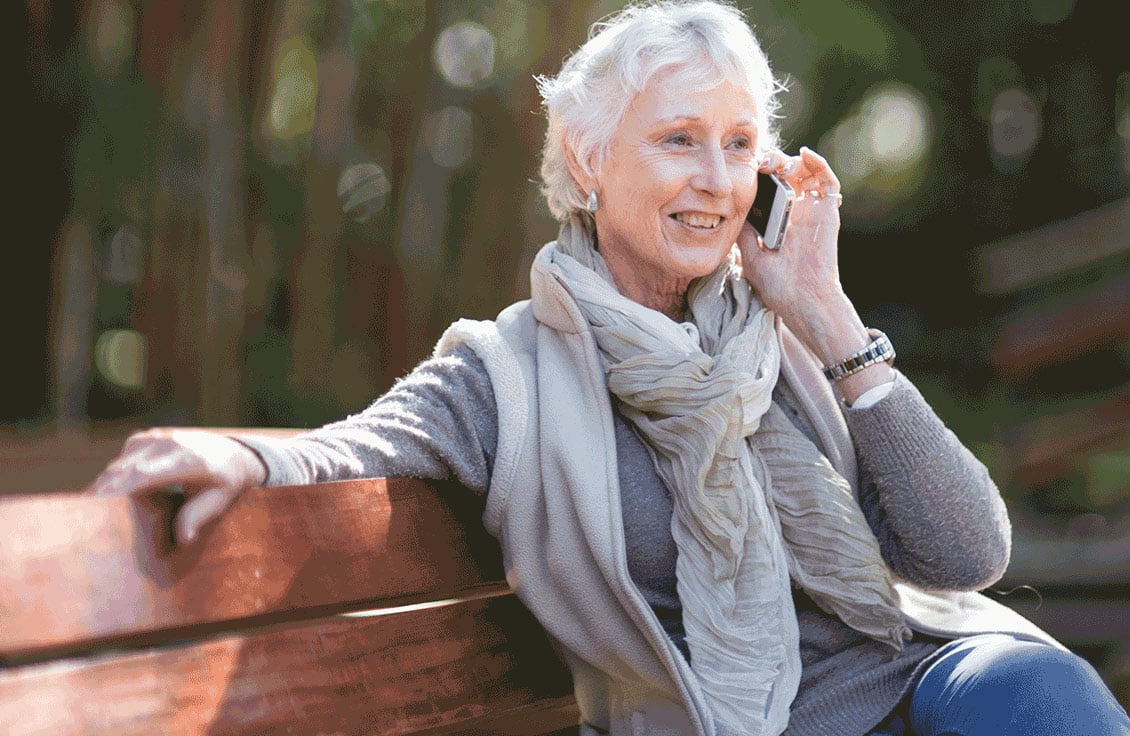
left=588, top=189, right=599, bottom=213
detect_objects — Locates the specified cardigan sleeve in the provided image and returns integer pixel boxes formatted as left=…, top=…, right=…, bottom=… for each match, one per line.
left=233, top=344, right=500, bottom=494
left=843, top=371, right=1012, bottom=592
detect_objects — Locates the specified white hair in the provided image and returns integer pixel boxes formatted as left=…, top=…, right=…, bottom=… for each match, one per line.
left=536, top=0, right=783, bottom=222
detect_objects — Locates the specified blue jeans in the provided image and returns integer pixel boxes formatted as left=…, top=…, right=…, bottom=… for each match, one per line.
left=869, top=633, right=1130, bottom=735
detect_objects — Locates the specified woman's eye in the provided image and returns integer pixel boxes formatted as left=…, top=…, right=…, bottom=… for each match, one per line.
left=728, top=136, right=752, bottom=150
left=665, top=133, right=692, bottom=146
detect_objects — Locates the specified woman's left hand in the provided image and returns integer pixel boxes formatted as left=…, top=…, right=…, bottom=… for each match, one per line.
left=739, top=147, right=893, bottom=403
left=738, top=146, right=847, bottom=327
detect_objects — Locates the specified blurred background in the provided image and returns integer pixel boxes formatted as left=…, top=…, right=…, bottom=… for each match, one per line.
left=3, top=0, right=1129, bottom=706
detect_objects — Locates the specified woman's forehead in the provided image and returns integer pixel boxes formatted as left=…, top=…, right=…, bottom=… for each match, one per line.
left=629, top=70, right=759, bottom=127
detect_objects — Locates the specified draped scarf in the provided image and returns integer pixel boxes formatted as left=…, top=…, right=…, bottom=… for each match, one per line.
left=551, top=215, right=910, bottom=736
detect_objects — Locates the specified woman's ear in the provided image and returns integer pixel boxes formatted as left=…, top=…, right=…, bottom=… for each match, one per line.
left=564, top=143, right=596, bottom=199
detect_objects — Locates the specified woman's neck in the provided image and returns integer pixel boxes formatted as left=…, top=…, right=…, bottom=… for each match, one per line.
left=610, top=267, right=687, bottom=318
left=602, top=254, right=691, bottom=322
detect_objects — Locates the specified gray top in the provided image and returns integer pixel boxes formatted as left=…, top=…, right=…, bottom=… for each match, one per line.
left=238, top=345, right=1010, bottom=736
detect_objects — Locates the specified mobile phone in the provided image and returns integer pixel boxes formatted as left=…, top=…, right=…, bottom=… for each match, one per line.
left=746, top=172, right=795, bottom=250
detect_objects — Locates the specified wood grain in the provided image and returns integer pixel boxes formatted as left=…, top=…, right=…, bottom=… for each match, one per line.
left=0, top=477, right=504, bottom=661
left=0, top=585, right=577, bottom=735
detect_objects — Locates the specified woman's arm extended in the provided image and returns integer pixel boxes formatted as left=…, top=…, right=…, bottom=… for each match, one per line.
left=236, top=344, right=498, bottom=492
left=843, top=372, right=1011, bottom=592
left=91, top=345, right=500, bottom=544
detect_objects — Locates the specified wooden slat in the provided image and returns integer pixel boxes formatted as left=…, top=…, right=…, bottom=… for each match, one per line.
left=444, top=700, right=582, bottom=736
left=975, top=196, right=1130, bottom=295
left=989, top=271, right=1130, bottom=378
left=0, top=594, right=578, bottom=736
left=0, top=478, right=504, bottom=660
left=1005, top=389, right=1130, bottom=486
left=1004, top=510, right=1130, bottom=587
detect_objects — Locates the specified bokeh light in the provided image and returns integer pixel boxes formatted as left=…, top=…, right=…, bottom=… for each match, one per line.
left=821, top=82, right=933, bottom=226
left=102, top=226, right=144, bottom=284
left=94, top=329, right=147, bottom=389
left=990, top=88, right=1041, bottom=170
left=266, top=35, right=319, bottom=142
left=865, top=90, right=930, bottom=166
left=433, top=21, right=496, bottom=89
left=337, top=163, right=391, bottom=223
left=426, top=106, right=474, bottom=168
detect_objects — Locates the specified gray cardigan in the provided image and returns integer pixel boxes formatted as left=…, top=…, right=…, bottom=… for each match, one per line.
left=239, top=344, right=1011, bottom=736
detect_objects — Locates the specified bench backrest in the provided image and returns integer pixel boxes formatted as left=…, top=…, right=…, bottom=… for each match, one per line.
left=0, top=473, right=578, bottom=734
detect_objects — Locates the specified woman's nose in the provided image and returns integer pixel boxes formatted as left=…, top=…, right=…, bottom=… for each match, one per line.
left=693, top=145, right=733, bottom=197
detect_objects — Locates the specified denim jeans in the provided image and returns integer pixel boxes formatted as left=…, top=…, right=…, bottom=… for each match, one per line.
left=868, top=633, right=1130, bottom=735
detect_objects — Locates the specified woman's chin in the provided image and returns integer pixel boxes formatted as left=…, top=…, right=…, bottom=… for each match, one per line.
left=665, top=216, right=735, bottom=249
left=662, top=231, right=737, bottom=275
left=665, top=251, right=733, bottom=283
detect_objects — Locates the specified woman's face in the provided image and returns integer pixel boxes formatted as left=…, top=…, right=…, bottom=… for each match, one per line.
left=590, top=68, right=760, bottom=293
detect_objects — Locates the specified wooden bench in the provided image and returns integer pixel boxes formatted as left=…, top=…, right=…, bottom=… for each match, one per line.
left=0, top=456, right=580, bottom=734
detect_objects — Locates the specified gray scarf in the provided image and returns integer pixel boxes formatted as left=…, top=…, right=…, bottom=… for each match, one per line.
left=552, top=215, right=909, bottom=736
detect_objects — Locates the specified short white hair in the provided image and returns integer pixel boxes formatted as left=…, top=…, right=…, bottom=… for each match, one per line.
left=536, top=0, right=783, bottom=222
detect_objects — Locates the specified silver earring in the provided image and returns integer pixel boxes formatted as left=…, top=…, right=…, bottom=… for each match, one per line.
left=588, top=189, right=599, bottom=213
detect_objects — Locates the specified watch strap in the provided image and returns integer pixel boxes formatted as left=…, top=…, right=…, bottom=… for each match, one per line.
left=822, top=328, right=895, bottom=382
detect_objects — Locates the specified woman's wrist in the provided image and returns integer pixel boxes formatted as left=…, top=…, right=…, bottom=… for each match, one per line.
left=780, top=291, right=867, bottom=363
left=781, top=292, right=895, bottom=405
left=834, top=361, right=895, bottom=406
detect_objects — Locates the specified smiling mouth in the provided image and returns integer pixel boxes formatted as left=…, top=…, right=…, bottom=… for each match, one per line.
left=672, top=212, right=722, bottom=229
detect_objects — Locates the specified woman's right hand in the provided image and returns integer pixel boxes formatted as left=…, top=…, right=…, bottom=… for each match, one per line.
left=90, top=429, right=268, bottom=546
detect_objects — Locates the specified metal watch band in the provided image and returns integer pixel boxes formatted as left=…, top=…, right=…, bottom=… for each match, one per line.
left=822, top=328, right=896, bottom=382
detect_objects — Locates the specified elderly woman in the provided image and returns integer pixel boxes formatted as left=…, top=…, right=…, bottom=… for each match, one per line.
left=92, top=2, right=1129, bottom=735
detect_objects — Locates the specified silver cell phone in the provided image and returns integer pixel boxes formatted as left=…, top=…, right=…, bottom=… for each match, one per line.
left=746, top=172, right=795, bottom=250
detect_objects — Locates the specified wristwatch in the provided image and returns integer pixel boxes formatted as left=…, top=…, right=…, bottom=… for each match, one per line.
left=822, top=328, right=895, bottom=382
